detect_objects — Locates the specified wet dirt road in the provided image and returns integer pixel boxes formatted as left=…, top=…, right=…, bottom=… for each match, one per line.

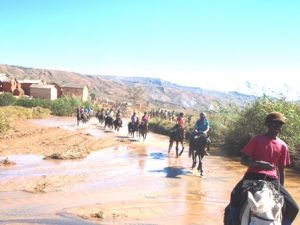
left=0, top=117, right=299, bottom=225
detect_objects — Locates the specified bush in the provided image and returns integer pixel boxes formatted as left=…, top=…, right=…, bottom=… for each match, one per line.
left=0, top=93, right=16, bottom=106
left=15, top=97, right=51, bottom=109
left=0, top=111, right=12, bottom=133
left=223, top=95, right=300, bottom=160
left=51, top=96, right=84, bottom=116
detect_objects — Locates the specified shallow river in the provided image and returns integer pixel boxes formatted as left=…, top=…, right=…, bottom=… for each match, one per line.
left=0, top=117, right=299, bottom=225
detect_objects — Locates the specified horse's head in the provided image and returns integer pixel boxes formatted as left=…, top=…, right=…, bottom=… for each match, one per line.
left=247, top=183, right=284, bottom=225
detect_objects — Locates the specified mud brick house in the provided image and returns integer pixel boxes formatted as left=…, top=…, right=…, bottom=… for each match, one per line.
left=0, top=77, right=24, bottom=96
left=0, top=73, right=9, bottom=91
left=54, top=83, right=89, bottom=102
left=30, top=84, right=58, bottom=100
left=18, top=79, right=45, bottom=96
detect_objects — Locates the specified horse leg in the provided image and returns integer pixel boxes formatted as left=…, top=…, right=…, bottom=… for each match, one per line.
left=179, top=141, right=184, bottom=156
left=175, top=142, right=179, bottom=158
left=197, top=155, right=203, bottom=176
left=168, top=139, right=173, bottom=153
left=191, top=151, right=196, bottom=169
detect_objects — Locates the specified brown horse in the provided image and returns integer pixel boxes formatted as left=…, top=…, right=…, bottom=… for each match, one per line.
left=113, top=118, right=122, bottom=131
left=168, top=127, right=184, bottom=158
left=139, top=121, right=148, bottom=142
left=189, top=134, right=207, bottom=176
left=104, top=116, right=114, bottom=130
left=128, top=121, right=139, bottom=138
left=95, top=110, right=105, bottom=126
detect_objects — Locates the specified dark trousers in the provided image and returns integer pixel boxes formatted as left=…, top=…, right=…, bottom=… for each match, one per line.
left=230, top=173, right=299, bottom=222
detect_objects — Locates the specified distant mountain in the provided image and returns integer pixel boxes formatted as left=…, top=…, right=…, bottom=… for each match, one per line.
left=0, top=64, right=256, bottom=112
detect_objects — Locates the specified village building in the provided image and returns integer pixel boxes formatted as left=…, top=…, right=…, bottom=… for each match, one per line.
left=18, top=79, right=45, bottom=96
left=59, top=83, right=89, bottom=102
left=0, top=77, right=25, bottom=96
left=30, top=84, right=57, bottom=100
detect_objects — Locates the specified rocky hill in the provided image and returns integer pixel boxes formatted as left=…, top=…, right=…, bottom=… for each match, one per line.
left=0, top=64, right=255, bottom=112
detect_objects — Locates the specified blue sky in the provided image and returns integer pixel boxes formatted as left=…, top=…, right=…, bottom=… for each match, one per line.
left=1, top=0, right=300, bottom=99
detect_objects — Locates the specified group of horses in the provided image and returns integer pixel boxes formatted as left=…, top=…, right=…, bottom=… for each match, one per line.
left=95, top=111, right=123, bottom=131
left=168, top=127, right=208, bottom=177
left=95, top=111, right=149, bottom=141
left=77, top=110, right=94, bottom=125
left=127, top=121, right=148, bottom=142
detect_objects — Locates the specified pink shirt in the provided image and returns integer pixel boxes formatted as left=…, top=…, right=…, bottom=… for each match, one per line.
left=177, top=116, right=185, bottom=127
left=242, top=134, right=290, bottom=179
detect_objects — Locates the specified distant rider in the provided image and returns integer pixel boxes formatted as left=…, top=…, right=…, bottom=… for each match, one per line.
left=190, top=112, right=210, bottom=155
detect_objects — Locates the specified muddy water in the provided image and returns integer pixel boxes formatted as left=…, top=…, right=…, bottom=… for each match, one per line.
left=0, top=117, right=299, bottom=225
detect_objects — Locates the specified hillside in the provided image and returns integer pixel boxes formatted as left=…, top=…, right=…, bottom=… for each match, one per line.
left=0, top=64, right=255, bottom=112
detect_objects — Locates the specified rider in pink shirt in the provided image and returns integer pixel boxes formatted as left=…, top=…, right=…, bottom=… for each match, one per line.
left=176, top=113, right=185, bottom=128
left=227, top=112, right=298, bottom=225
left=242, top=133, right=290, bottom=180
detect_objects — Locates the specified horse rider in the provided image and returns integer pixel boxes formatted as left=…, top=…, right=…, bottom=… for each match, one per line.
left=79, top=106, right=84, bottom=115
left=107, top=108, right=114, bottom=118
left=190, top=112, right=210, bottom=155
left=227, top=112, right=299, bottom=225
left=76, top=108, right=80, bottom=126
left=170, top=112, right=185, bottom=136
left=131, top=112, right=138, bottom=125
left=141, top=112, right=149, bottom=127
left=116, top=109, right=122, bottom=126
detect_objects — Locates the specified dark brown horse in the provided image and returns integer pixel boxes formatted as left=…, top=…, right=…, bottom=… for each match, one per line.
left=128, top=121, right=139, bottom=138
left=104, top=116, right=114, bottom=130
left=168, top=127, right=184, bottom=158
left=95, top=110, right=105, bottom=126
left=139, top=121, right=148, bottom=142
left=189, top=134, right=207, bottom=176
left=113, top=118, right=122, bottom=131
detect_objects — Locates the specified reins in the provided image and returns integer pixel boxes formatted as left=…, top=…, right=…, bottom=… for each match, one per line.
left=261, top=166, right=281, bottom=193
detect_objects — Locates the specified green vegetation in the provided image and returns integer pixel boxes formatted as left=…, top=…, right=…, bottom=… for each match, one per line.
left=0, top=106, right=51, bottom=134
left=223, top=95, right=300, bottom=161
left=0, top=93, right=16, bottom=106
left=149, top=95, right=300, bottom=165
left=0, top=94, right=98, bottom=117
left=15, top=97, right=52, bottom=109
left=0, top=94, right=98, bottom=133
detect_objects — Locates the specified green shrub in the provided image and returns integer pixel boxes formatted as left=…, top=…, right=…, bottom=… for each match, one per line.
left=0, top=111, right=12, bottom=133
left=50, top=96, right=83, bottom=116
left=0, top=93, right=16, bottom=106
left=223, top=95, right=300, bottom=160
left=15, top=97, right=52, bottom=109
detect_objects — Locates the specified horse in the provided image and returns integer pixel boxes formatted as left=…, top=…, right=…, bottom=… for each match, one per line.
left=77, top=112, right=88, bottom=125
left=113, top=118, right=122, bottom=132
left=128, top=121, right=139, bottom=138
left=188, top=133, right=207, bottom=176
left=139, top=121, right=148, bottom=142
left=168, top=127, right=184, bottom=158
left=104, top=116, right=114, bottom=130
left=95, top=111, right=105, bottom=126
left=224, top=180, right=284, bottom=225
